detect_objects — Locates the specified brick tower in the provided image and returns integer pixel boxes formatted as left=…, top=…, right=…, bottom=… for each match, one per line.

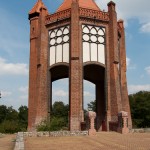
left=28, top=0, right=132, bottom=131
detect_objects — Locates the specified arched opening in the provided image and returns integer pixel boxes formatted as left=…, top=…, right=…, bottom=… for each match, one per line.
left=84, top=63, right=106, bottom=131
left=52, top=78, right=69, bottom=105
left=50, top=64, right=69, bottom=130
left=83, top=80, right=95, bottom=111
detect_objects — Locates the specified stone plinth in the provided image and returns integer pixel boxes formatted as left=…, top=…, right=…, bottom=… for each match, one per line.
left=117, top=111, right=129, bottom=134
left=86, top=111, right=96, bottom=136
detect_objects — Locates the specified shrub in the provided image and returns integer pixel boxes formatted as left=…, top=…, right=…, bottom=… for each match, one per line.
left=0, top=120, right=20, bottom=133
left=37, top=117, right=68, bottom=131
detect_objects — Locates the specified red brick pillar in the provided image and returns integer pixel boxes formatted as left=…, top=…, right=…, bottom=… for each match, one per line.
left=69, top=0, right=83, bottom=131
left=28, top=15, right=39, bottom=131
left=35, top=7, right=49, bottom=125
left=118, top=20, right=132, bottom=130
left=28, top=5, right=49, bottom=131
left=107, top=1, right=122, bottom=123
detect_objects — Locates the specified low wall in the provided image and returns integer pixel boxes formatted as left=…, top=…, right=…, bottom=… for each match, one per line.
left=14, top=131, right=88, bottom=150
left=132, top=128, right=150, bottom=133
left=23, top=131, right=88, bottom=137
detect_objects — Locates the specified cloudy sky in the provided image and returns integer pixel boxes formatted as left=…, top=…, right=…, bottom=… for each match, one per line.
left=0, top=0, right=150, bottom=110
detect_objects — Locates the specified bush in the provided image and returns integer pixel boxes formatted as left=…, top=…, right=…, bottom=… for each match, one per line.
left=50, top=117, right=67, bottom=131
left=36, top=101, right=69, bottom=132
left=37, top=117, right=68, bottom=131
left=36, top=120, right=50, bottom=131
left=0, top=120, right=20, bottom=133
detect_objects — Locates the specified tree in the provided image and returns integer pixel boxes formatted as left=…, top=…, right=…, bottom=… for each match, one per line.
left=52, top=101, right=69, bottom=118
left=18, top=106, right=28, bottom=130
left=37, top=101, right=69, bottom=131
left=0, top=105, right=28, bottom=133
left=87, top=100, right=96, bottom=112
left=129, top=91, right=150, bottom=128
left=5, top=106, right=18, bottom=121
left=0, top=105, right=8, bottom=123
left=51, top=101, right=69, bottom=129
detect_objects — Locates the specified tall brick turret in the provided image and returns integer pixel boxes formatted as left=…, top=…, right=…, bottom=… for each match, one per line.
left=28, top=0, right=132, bottom=131
left=28, top=0, right=49, bottom=130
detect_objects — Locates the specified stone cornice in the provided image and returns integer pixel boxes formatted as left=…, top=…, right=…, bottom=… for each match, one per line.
left=45, top=7, right=109, bottom=26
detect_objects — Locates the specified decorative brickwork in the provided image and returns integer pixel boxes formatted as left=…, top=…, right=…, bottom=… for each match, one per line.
left=45, top=9, right=71, bottom=25
left=79, top=8, right=109, bottom=21
left=28, top=0, right=132, bottom=133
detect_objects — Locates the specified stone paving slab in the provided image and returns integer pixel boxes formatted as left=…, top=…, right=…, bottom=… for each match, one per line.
left=24, top=132, right=150, bottom=150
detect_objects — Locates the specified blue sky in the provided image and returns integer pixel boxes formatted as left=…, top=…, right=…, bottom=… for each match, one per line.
left=0, top=0, right=150, bottom=110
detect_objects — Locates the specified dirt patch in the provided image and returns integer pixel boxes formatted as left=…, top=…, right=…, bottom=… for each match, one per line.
left=24, top=132, right=150, bottom=150
left=0, top=134, right=16, bottom=150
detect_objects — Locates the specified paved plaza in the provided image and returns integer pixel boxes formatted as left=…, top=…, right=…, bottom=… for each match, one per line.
left=25, top=132, right=150, bottom=150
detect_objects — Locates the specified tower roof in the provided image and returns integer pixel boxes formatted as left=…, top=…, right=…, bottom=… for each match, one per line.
left=57, top=0, right=101, bottom=12
left=29, top=0, right=47, bottom=15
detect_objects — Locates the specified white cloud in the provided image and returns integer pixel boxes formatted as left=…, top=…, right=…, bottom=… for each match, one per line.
left=126, top=57, right=130, bottom=68
left=128, top=84, right=150, bottom=94
left=84, top=80, right=95, bottom=88
left=97, top=0, right=150, bottom=22
left=145, top=66, right=150, bottom=75
left=0, top=57, right=28, bottom=76
left=96, top=0, right=150, bottom=31
left=140, top=22, right=150, bottom=33
left=19, top=86, right=28, bottom=93
left=84, top=91, right=93, bottom=97
left=1, top=91, right=12, bottom=97
left=126, top=57, right=136, bottom=70
left=53, top=90, right=68, bottom=97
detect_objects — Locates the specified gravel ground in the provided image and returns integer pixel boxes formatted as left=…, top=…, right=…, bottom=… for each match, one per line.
left=0, top=134, right=16, bottom=150
left=24, top=132, right=150, bottom=150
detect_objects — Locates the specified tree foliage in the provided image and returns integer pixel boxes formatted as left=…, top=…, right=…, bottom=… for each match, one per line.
left=0, top=105, right=28, bottom=133
left=129, top=91, right=150, bottom=128
left=0, top=105, right=8, bottom=123
left=87, top=100, right=96, bottom=112
left=37, top=101, right=69, bottom=131
left=18, top=106, right=28, bottom=130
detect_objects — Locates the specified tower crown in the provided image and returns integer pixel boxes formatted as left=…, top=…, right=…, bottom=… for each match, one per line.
left=29, top=0, right=47, bottom=15
left=57, top=0, right=101, bottom=12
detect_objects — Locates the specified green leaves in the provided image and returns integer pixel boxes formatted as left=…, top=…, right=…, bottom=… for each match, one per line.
left=129, top=91, right=150, bottom=128
left=37, top=101, right=69, bottom=131
left=0, top=105, right=28, bottom=133
left=87, top=100, right=96, bottom=112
